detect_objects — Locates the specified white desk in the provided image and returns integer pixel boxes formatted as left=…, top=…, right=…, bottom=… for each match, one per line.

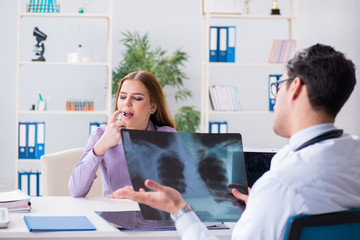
left=0, top=197, right=234, bottom=239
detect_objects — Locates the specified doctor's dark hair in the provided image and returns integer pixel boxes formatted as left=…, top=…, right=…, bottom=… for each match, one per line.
left=286, top=43, right=356, bottom=118
left=114, top=71, right=176, bottom=128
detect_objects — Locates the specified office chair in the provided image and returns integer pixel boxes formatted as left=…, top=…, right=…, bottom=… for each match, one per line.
left=284, top=208, right=360, bottom=240
left=40, top=148, right=102, bottom=196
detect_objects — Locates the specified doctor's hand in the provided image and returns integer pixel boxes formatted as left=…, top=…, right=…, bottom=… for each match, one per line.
left=228, top=183, right=251, bottom=206
left=116, top=179, right=187, bottom=214
left=93, top=109, right=126, bottom=156
left=107, top=186, right=134, bottom=199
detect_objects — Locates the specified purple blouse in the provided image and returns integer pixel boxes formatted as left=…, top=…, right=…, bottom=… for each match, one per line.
left=68, top=121, right=176, bottom=197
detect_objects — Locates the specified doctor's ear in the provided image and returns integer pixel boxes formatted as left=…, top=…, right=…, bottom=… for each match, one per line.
left=291, top=77, right=305, bottom=99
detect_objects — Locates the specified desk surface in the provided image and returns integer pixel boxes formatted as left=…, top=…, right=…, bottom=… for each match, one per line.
left=0, top=196, right=234, bottom=239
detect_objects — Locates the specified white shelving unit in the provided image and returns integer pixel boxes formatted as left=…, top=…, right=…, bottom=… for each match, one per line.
left=200, top=0, right=298, bottom=147
left=15, top=0, right=113, bottom=191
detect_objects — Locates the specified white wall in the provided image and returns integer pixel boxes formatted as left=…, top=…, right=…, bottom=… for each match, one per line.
left=1, top=0, right=359, bottom=180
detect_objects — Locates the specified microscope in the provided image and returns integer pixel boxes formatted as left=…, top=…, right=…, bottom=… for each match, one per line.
left=32, top=27, right=47, bottom=62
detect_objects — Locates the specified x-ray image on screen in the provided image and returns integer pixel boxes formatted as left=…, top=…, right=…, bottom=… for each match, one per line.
left=121, top=130, right=248, bottom=223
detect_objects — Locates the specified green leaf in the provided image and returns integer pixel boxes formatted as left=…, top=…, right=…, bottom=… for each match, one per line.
left=174, top=106, right=200, bottom=132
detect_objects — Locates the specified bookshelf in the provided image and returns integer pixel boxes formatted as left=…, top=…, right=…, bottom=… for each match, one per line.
left=15, top=0, right=113, bottom=195
left=200, top=0, right=298, bottom=148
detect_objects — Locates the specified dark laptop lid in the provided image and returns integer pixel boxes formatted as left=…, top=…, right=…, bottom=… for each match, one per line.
left=121, top=130, right=248, bottom=222
left=243, top=148, right=277, bottom=187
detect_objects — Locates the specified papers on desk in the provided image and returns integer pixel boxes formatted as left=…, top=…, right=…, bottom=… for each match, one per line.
left=0, top=189, right=31, bottom=213
left=23, top=216, right=96, bottom=232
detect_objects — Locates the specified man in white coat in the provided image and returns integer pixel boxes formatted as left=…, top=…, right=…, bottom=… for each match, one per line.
left=115, top=43, right=360, bottom=240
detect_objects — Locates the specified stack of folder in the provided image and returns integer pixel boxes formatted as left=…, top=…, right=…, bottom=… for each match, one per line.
left=209, top=26, right=236, bottom=62
left=18, top=121, right=45, bottom=159
left=18, top=171, right=41, bottom=197
left=0, top=190, right=31, bottom=213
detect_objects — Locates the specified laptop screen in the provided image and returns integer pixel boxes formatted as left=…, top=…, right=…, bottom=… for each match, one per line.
left=121, top=130, right=248, bottom=222
left=244, top=148, right=277, bottom=187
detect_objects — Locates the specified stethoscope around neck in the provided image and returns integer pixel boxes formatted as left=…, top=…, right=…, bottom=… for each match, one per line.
left=294, top=129, right=344, bottom=152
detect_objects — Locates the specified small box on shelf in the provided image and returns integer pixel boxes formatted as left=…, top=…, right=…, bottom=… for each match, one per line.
left=66, top=99, right=94, bottom=111
left=26, top=0, right=60, bottom=13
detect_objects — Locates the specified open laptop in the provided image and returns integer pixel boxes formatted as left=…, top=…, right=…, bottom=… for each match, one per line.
left=119, top=130, right=248, bottom=224
left=243, top=148, right=278, bottom=187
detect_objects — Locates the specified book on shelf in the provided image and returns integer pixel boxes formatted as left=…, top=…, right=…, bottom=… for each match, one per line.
left=209, top=84, right=241, bottom=111
left=268, top=40, right=296, bottom=63
left=0, top=189, right=31, bottom=213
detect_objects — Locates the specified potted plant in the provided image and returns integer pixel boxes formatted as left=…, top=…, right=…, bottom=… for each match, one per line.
left=112, top=31, right=200, bottom=132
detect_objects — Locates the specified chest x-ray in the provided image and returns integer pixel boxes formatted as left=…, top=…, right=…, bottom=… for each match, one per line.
left=121, top=130, right=248, bottom=222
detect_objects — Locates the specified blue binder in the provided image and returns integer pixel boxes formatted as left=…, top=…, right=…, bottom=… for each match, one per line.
left=209, top=26, right=218, bottom=62
left=226, top=26, right=236, bottom=62
left=218, top=27, right=228, bottom=62
left=29, top=171, right=41, bottom=196
left=209, top=121, right=228, bottom=133
left=18, top=171, right=30, bottom=195
left=35, top=122, right=45, bottom=159
left=268, top=74, right=282, bottom=111
left=18, top=122, right=28, bottom=159
left=89, top=122, right=100, bottom=135
left=27, top=122, right=36, bottom=159
left=89, top=122, right=106, bottom=135
left=18, top=171, right=41, bottom=196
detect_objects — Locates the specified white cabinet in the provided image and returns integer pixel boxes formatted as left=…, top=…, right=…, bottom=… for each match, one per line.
left=200, top=0, right=298, bottom=148
left=15, top=0, right=113, bottom=193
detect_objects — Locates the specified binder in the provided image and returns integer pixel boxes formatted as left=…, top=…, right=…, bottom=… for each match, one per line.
left=209, top=26, right=218, bottom=62
left=89, top=122, right=100, bottom=135
left=35, top=122, right=45, bottom=159
left=218, top=27, right=228, bottom=62
left=18, top=122, right=27, bottom=159
left=27, top=122, right=36, bottom=159
left=29, top=173, right=37, bottom=196
left=209, top=122, right=219, bottom=133
left=24, top=216, right=96, bottom=232
left=18, top=172, right=30, bottom=195
left=269, top=74, right=282, bottom=111
left=209, top=121, right=228, bottom=133
left=33, top=172, right=41, bottom=196
left=219, top=122, right=228, bottom=133
left=226, top=26, right=236, bottom=62
left=18, top=171, right=41, bottom=196
left=89, top=122, right=106, bottom=135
